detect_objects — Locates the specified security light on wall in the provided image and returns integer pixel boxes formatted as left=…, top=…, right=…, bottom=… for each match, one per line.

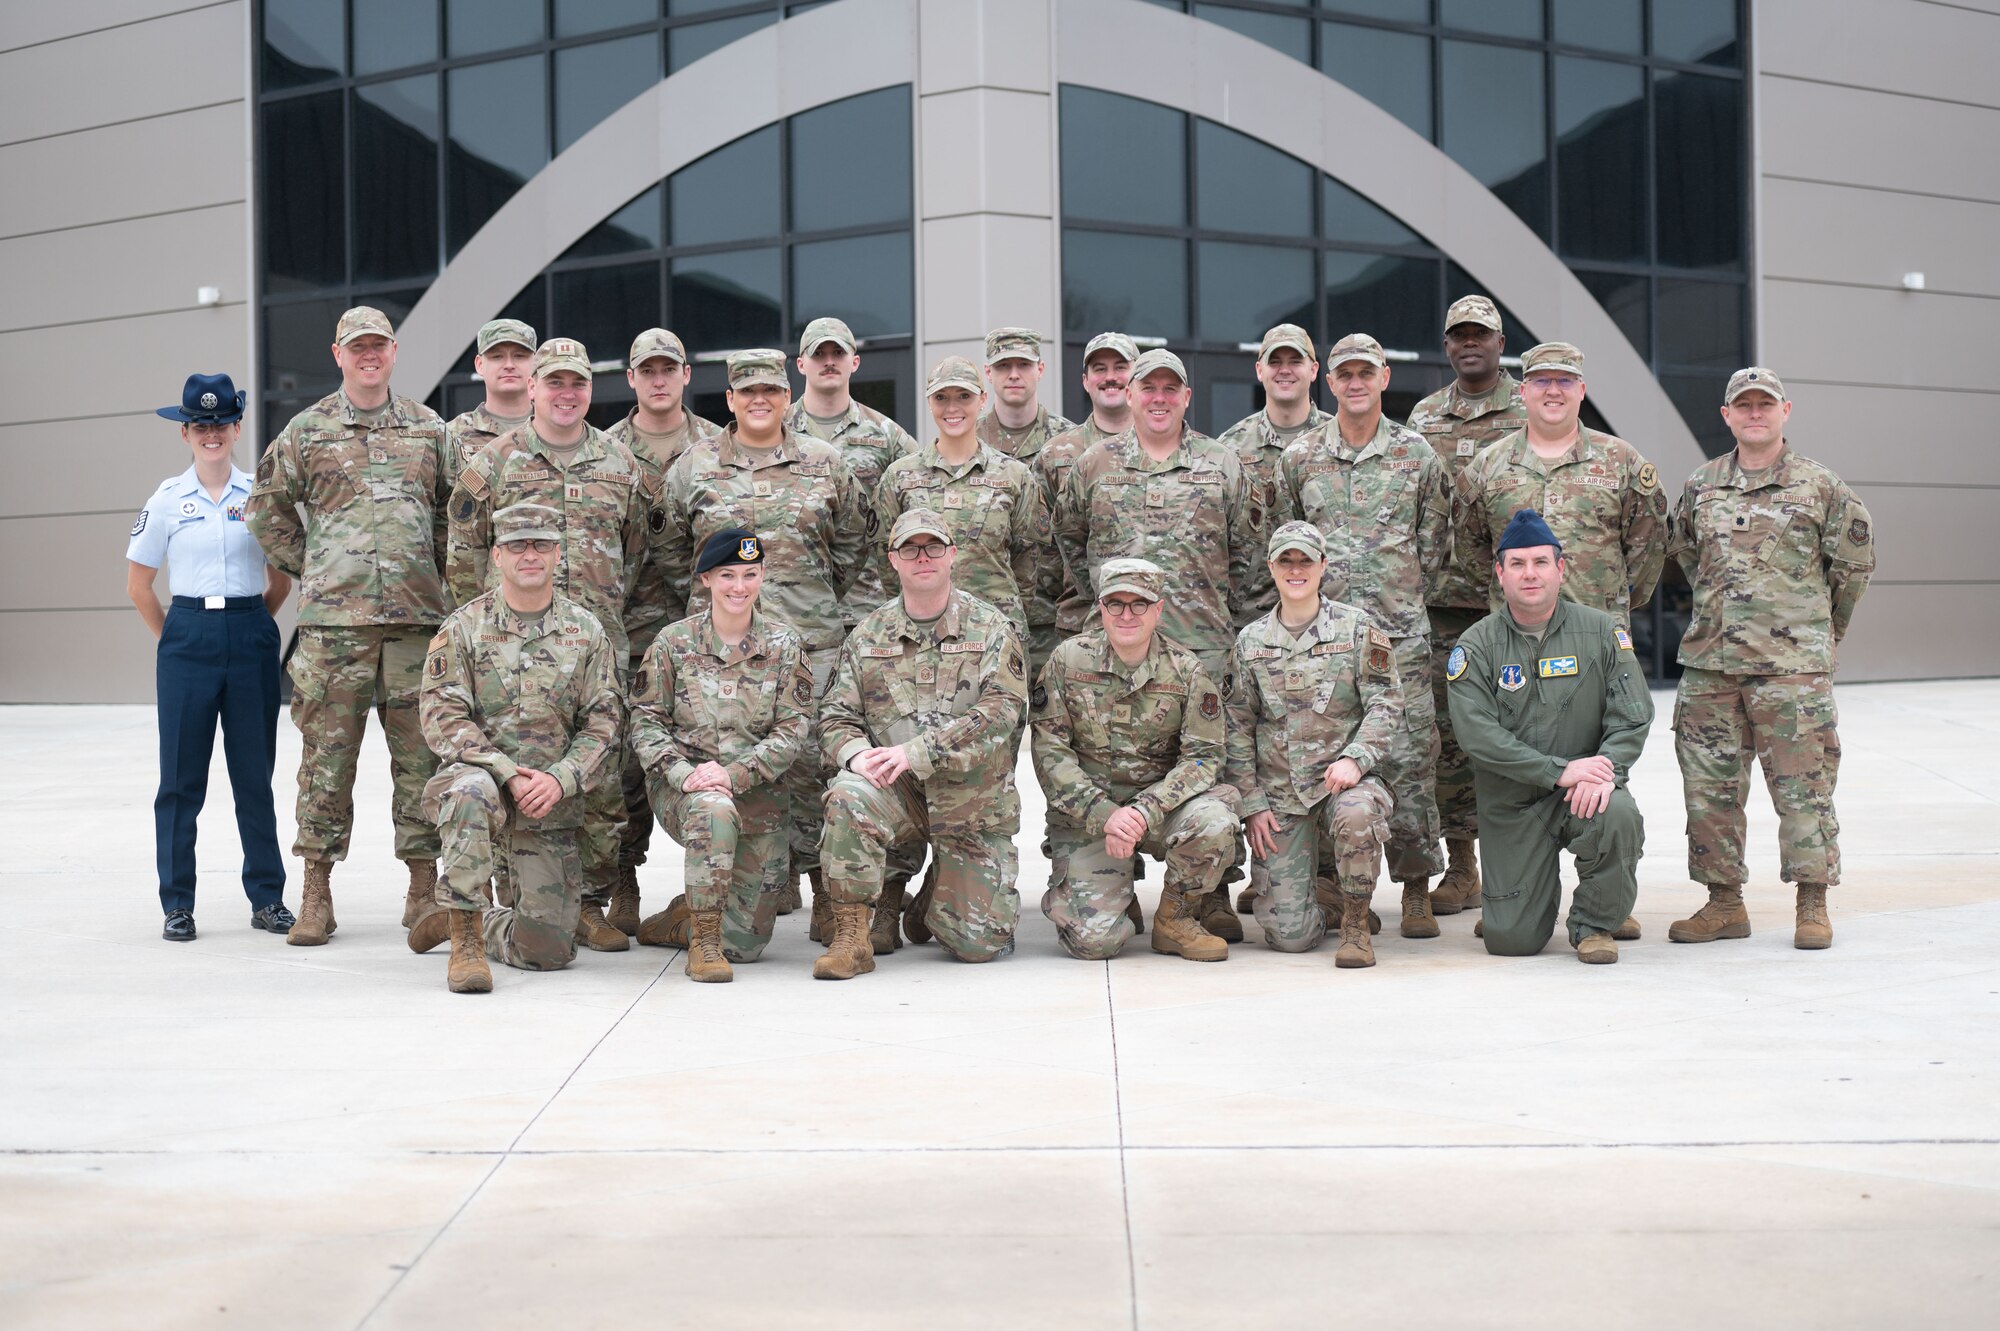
left=195, top=286, right=222, bottom=306
left=1902, top=272, right=1926, bottom=291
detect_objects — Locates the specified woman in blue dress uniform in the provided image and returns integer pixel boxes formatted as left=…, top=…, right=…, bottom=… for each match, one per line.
left=125, top=374, right=294, bottom=941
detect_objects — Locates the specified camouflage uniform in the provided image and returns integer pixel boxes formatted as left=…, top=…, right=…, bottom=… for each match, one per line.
left=1225, top=596, right=1400, bottom=950
left=875, top=439, right=1047, bottom=639
left=246, top=386, right=450, bottom=863
left=978, top=401, right=1072, bottom=654
left=1034, top=415, right=1120, bottom=663
left=443, top=404, right=530, bottom=510
left=820, top=587, right=1029, bottom=961
left=419, top=590, right=622, bottom=970
left=786, top=396, right=917, bottom=628
left=1218, top=403, right=1332, bottom=625
left=629, top=609, right=814, bottom=960
left=1033, top=627, right=1236, bottom=959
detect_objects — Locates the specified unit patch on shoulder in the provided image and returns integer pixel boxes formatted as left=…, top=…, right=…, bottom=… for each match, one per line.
left=453, top=493, right=477, bottom=524
left=1498, top=664, right=1526, bottom=692
left=631, top=668, right=650, bottom=698
left=130, top=509, right=149, bottom=537
left=1032, top=684, right=1049, bottom=711
left=1200, top=691, right=1220, bottom=720
left=648, top=506, right=667, bottom=534
left=793, top=669, right=813, bottom=706
left=1848, top=518, right=1870, bottom=545
left=1537, top=656, right=1579, bottom=678
left=1615, top=629, right=1634, bottom=651
left=1445, top=644, right=1467, bottom=681
left=427, top=652, right=447, bottom=679
left=1637, top=461, right=1658, bottom=492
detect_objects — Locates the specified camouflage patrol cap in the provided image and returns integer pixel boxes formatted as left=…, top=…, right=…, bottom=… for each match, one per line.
left=925, top=355, right=984, bottom=397
left=726, top=349, right=791, bottom=391
left=1327, top=333, right=1386, bottom=370
left=1083, top=331, right=1139, bottom=364
left=888, top=508, right=953, bottom=549
left=984, top=327, right=1045, bottom=365
left=532, top=338, right=592, bottom=379
left=336, top=306, right=395, bottom=345
left=1521, top=342, right=1585, bottom=377
left=1258, top=324, right=1316, bottom=363
left=1128, top=348, right=1189, bottom=387
left=628, top=327, right=688, bottom=367
left=476, top=318, right=537, bottom=355
left=1267, top=520, right=1326, bottom=561
left=493, top=502, right=562, bottom=545
left=1444, top=294, right=1503, bottom=333
left=1724, top=366, right=1787, bottom=404
left=1097, top=557, right=1165, bottom=604
left=799, top=316, right=856, bottom=356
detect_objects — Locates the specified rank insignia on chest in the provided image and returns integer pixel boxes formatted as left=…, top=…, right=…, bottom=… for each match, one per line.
left=565, top=483, right=583, bottom=502
left=1445, top=645, right=1468, bottom=681
left=1498, top=664, right=1525, bottom=692
left=753, top=481, right=774, bottom=497
left=718, top=681, right=737, bottom=699
left=1538, top=656, right=1579, bottom=678
left=916, top=665, right=937, bottom=684
left=1457, top=439, right=1476, bottom=457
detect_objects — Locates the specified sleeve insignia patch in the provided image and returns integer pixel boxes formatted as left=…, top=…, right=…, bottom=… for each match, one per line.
left=1445, top=644, right=1468, bottom=680
left=1615, top=629, right=1634, bottom=651
left=1537, top=656, right=1579, bottom=678
left=1498, top=664, right=1525, bottom=692
left=1637, top=462, right=1658, bottom=491
left=1848, top=518, right=1870, bottom=544
left=427, top=653, right=447, bottom=679
left=130, top=509, right=149, bottom=537
left=256, top=450, right=275, bottom=484
left=631, top=668, right=649, bottom=696
left=1032, top=684, right=1050, bottom=711
left=1007, top=648, right=1026, bottom=679
left=453, top=493, right=477, bottom=523
left=794, top=671, right=814, bottom=706
left=1367, top=645, right=1392, bottom=676
left=648, top=506, right=668, bottom=534
left=1199, top=691, right=1220, bottom=720
left=1220, top=672, right=1234, bottom=700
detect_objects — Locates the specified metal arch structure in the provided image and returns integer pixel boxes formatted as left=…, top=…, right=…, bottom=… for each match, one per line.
left=392, top=0, right=1704, bottom=478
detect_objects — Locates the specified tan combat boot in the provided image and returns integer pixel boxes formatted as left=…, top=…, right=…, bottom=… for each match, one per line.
left=1400, top=879, right=1440, bottom=939
left=1318, top=876, right=1379, bottom=934
left=903, top=866, right=938, bottom=945
left=1149, top=884, right=1228, bottom=962
left=1335, top=894, right=1376, bottom=969
left=636, top=894, right=690, bottom=947
left=575, top=901, right=630, bottom=951
left=686, top=908, right=733, bottom=982
left=871, top=881, right=905, bottom=953
left=401, top=859, right=438, bottom=929
left=1575, top=930, right=1619, bottom=965
left=447, top=909, right=493, bottom=993
left=288, top=859, right=337, bottom=946
left=812, top=901, right=876, bottom=980
left=1613, top=915, right=1642, bottom=941
left=407, top=906, right=452, bottom=953
left=809, top=868, right=831, bottom=943
left=1794, top=884, right=1832, bottom=950
left=1197, top=888, right=1243, bottom=943
left=1669, top=886, right=1751, bottom=943
left=608, top=865, right=642, bottom=936
left=774, top=874, right=802, bottom=916
left=1429, top=839, right=1480, bottom=915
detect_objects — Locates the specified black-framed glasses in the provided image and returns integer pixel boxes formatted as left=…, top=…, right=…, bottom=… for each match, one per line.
left=890, top=541, right=951, bottom=562
left=1100, top=597, right=1155, bottom=618
left=498, top=539, right=559, bottom=554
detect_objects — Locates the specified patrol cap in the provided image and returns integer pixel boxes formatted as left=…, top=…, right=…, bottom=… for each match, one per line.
left=1266, top=520, right=1326, bottom=562
left=726, top=348, right=791, bottom=391
left=799, top=316, right=856, bottom=356
left=532, top=338, right=592, bottom=380
left=493, top=502, right=562, bottom=545
left=1724, top=366, right=1787, bottom=405
left=628, top=327, right=688, bottom=367
left=1082, top=331, right=1139, bottom=364
left=476, top=318, right=537, bottom=355
left=984, top=327, right=1045, bottom=365
left=1258, top=324, right=1316, bottom=363
left=888, top=508, right=953, bottom=549
left=1326, top=333, right=1386, bottom=370
left=1097, top=557, right=1164, bottom=604
left=1128, top=348, right=1189, bottom=387
left=157, top=372, right=245, bottom=424
left=336, top=306, right=395, bottom=345
left=1520, top=342, right=1585, bottom=377
left=1444, top=294, right=1503, bottom=333
left=1495, top=507, right=1563, bottom=556
left=925, top=355, right=984, bottom=397
left=695, top=527, right=763, bottom=575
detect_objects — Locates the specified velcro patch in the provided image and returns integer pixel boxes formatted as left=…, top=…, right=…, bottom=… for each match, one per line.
left=1538, top=656, right=1579, bottom=678
left=1498, top=664, right=1525, bottom=692
left=939, top=641, right=983, bottom=654
left=1365, top=627, right=1392, bottom=649
left=1199, top=691, right=1220, bottom=720
left=1445, top=645, right=1468, bottom=680
left=1311, top=641, right=1350, bottom=655
left=864, top=646, right=903, bottom=658
left=1615, top=629, right=1634, bottom=651
left=1188, top=473, right=1223, bottom=484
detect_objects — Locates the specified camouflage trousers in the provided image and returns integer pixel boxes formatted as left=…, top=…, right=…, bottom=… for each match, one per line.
left=288, top=625, right=439, bottom=862
left=1251, top=779, right=1391, bottom=953
left=1426, top=606, right=1484, bottom=841
left=1384, top=633, right=1445, bottom=881
left=422, top=762, right=581, bottom=971
left=1674, top=669, right=1841, bottom=888
left=785, top=647, right=839, bottom=882
left=1476, top=785, right=1642, bottom=954
left=650, top=779, right=788, bottom=963
left=1043, top=795, right=1237, bottom=960
left=821, top=770, right=1020, bottom=961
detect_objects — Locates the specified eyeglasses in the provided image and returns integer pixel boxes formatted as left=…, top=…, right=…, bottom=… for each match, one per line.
left=1524, top=375, right=1581, bottom=393
left=498, top=539, right=559, bottom=554
left=1100, top=598, right=1155, bottom=618
left=890, top=541, right=951, bottom=562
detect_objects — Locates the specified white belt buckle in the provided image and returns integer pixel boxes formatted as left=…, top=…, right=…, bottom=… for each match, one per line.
left=203, top=595, right=226, bottom=610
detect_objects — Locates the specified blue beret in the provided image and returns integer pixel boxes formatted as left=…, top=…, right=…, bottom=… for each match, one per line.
left=696, top=528, right=763, bottom=575
left=1495, top=508, right=1562, bottom=556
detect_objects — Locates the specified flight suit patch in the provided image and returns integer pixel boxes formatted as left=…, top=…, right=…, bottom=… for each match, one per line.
left=1537, top=656, right=1579, bottom=678
left=1498, top=664, right=1525, bottom=692
left=1445, top=645, right=1467, bottom=680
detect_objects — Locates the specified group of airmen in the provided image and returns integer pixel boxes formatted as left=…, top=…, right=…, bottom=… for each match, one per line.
left=233, top=292, right=1875, bottom=992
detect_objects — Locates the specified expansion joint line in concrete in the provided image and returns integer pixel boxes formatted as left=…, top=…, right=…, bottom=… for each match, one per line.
left=1104, top=962, right=1140, bottom=1331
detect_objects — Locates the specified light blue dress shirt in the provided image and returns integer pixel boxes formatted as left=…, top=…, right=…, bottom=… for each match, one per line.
left=126, top=464, right=268, bottom=598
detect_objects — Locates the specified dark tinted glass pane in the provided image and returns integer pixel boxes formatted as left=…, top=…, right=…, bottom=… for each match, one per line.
left=1324, top=176, right=1423, bottom=247
left=1657, top=278, right=1743, bottom=370
left=792, top=233, right=914, bottom=340
left=669, top=12, right=776, bottom=72
left=565, top=185, right=664, bottom=259
left=262, top=0, right=343, bottom=90
left=1440, top=0, right=1539, bottom=39
left=1324, top=252, right=1437, bottom=354
left=1446, top=261, right=1538, bottom=346
left=671, top=126, right=780, bottom=246
left=447, top=0, right=542, bottom=57
left=789, top=88, right=911, bottom=232
left=353, top=77, right=441, bottom=285
left=559, top=0, right=657, bottom=37
left=1575, top=269, right=1649, bottom=359
left=1062, top=230, right=1188, bottom=341
left=1661, top=372, right=1735, bottom=457
left=1554, top=0, right=1640, bottom=53
left=550, top=261, right=663, bottom=367
left=1320, top=22, right=1432, bottom=140
left=672, top=247, right=782, bottom=352
left=1322, top=0, right=1428, bottom=21
left=1198, top=243, right=1314, bottom=345
left=672, top=0, right=756, bottom=12
left=1655, top=70, right=1743, bottom=269
left=1193, top=5, right=1311, bottom=61
left=556, top=35, right=661, bottom=153
left=1556, top=57, right=1645, bottom=263
left=851, top=365, right=911, bottom=434
left=262, top=93, right=344, bottom=292
left=448, top=56, right=549, bottom=257
left=1441, top=41, right=1547, bottom=238
left=264, top=298, right=346, bottom=399
left=1653, top=0, right=1739, bottom=67
left=1197, top=121, right=1312, bottom=237
left=1206, top=377, right=1260, bottom=438
left=354, top=0, right=436, bottom=75
left=1060, top=88, right=1187, bottom=227
left=450, top=281, right=548, bottom=379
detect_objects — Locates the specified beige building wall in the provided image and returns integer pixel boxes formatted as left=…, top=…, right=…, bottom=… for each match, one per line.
left=1753, top=0, right=2000, bottom=681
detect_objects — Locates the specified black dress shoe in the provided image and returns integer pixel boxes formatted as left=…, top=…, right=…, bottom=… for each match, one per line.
left=162, top=910, right=197, bottom=942
left=251, top=903, right=296, bottom=934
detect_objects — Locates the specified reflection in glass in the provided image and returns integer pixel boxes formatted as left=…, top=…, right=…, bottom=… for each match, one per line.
left=552, top=262, right=664, bottom=366
left=1320, top=22, right=1432, bottom=140
left=672, top=127, right=781, bottom=246
left=670, top=12, right=777, bottom=72
left=1199, top=243, right=1313, bottom=344
left=354, top=0, right=436, bottom=75
left=1446, top=262, right=1538, bottom=348
left=1657, top=278, right=1744, bottom=370
left=262, top=0, right=342, bottom=89
left=354, top=77, right=441, bottom=284
left=1554, top=0, right=1641, bottom=54
left=448, top=56, right=549, bottom=257
left=1060, top=88, right=1187, bottom=227
left=264, top=298, right=347, bottom=398
left=789, top=89, right=913, bottom=232
left=671, top=249, right=783, bottom=352
left=1655, top=70, right=1743, bottom=270
left=1440, top=0, right=1540, bottom=39
left=1653, top=0, right=1739, bottom=67
left=1441, top=40, right=1547, bottom=238
left=262, top=93, right=345, bottom=291
left=792, top=233, right=914, bottom=340
left=1325, top=252, right=1438, bottom=354
left=1575, top=269, right=1650, bottom=359
left=1324, top=177, right=1422, bottom=248
left=1193, top=5, right=1311, bottom=62
left=1197, top=121, right=1312, bottom=238
left=558, top=0, right=657, bottom=37
left=564, top=186, right=664, bottom=260
left=1556, top=57, right=1646, bottom=263
left=556, top=35, right=661, bottom=153
left=1322, top=0, right=1428, bottom=21
left=1062, top=231, right=1189, bottom=342
left=447, top=0, right=541, bottom=57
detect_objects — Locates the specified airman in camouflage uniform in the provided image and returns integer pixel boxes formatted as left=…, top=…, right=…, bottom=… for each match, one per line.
left=1226, top=522, right=1400, bottom=967
left=1216, top=324, right=1331, bottom=625
left=978, top=327, right=1073, bottom=650
left=1033, top=558, right=1236, bottom=962
left=1405, top=296, right=1528, bottom=915
left=814, top=510, right=1030, bottom=978
left=1665, top=368, right=1875, bottom=951
left=1034, top=331, right=1138, bottom=672
left=442, top=318, right=536, bottom=500
left=409, top=504, right=623, bottom=991
left=628, top=530, right=814, bottom=980
left=245, top=305, right=450, bottom=946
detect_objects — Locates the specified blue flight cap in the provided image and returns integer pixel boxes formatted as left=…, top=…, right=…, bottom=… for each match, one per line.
left=1495, top=508, right=1562, bottom=556
left=157, top=372, right=246, bottom=424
